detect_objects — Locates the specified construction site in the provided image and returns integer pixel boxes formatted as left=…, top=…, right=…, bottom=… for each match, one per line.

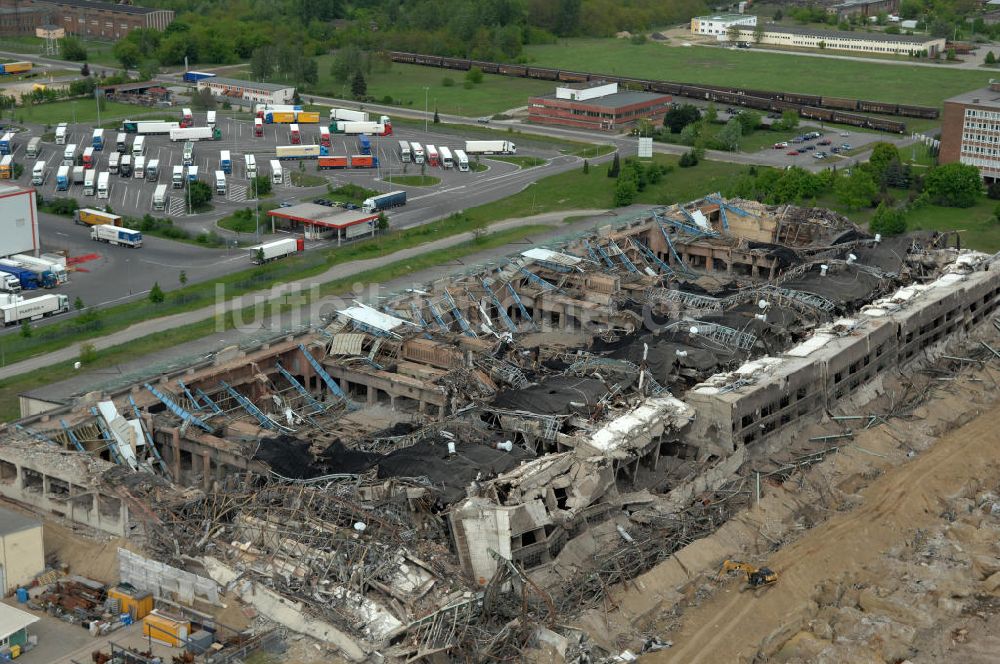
left=5, top=195, right=1000, bottom=663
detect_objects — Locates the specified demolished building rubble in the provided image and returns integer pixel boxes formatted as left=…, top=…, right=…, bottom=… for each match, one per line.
left=4, top=195, right=1000, bottom=661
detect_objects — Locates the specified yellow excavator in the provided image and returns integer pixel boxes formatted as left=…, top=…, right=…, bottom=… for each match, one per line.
left=717, top=560, right=778, bottom=589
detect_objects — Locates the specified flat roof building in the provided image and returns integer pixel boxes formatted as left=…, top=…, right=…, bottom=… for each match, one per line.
left=940, top=83, right=1000, bottom=181
left=0, top=508, right=43, bottom=595
left=528, top=81, right=673, bottom=132
left=731, top=23, right=944, bottom=56
left=828, top=0, right=899, bottom=20
left=691, top=13, right=757, bottom=38
left=0, top=184, right=39, bottom=258
left=197, top=77, right=295, bottom=106
left=267, top=204, right=379, bottom=243
left=0, top=603, right=38, bottom=654
left=0, top=0, right=175, bottom=38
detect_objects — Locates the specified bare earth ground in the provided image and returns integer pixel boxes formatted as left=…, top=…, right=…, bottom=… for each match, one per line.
left=596, top=354, right=1000, bottom=663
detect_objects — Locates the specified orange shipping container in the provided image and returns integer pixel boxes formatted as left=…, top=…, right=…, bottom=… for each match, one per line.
left=350, top=155, right=373, bottom=168
left=108, top=584, right=154, bottom=619
left=143, top=610, right=190, bottom=647
left=318, top=156, right=348, bottom=169
left=295, top=111, right=320, bottom=124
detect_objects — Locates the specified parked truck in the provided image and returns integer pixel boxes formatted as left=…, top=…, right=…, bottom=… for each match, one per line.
left=11, top=255, right=67, bottom=284
left=275, top=145, right=324, bottom=160
left=245, top=154, right=257, bottom=178
left=122, top=121, right=180, bottom=135
left=254, top=117, right=264, bottom=137
left=0, top=155, right=13, bottom=179
left=0, top=272, right=20, bottom=293
left=329, top=108, right=368, bottom=122
left=180, top=107, right=194, bottom=128
left=0, top=261, right=56, bottom=289
left=132, top=135, right=145, bottom=157
left=265, top=111, right=296, bottom=124
left=72, top=165, right=84, bottom=185
left=398, top=140, right=411, bottom=162
left=146, top=158, right=159, bottom=182
left=119, top=154, right=132, bottom=178
left=91, top=224, right=142, bottom=248
left=92, top=128, right=104, bottom=151
left=116, top=132, right=127, bottom=152
left=187, top=165, right=199, bottom=183
left=270, top=159, right=283, bottom=185
left=426, top=145, right=439, bottom=166
left=357, top=135, right=371, bottom=155
left=206, top=110, right=216, bottom=128
left=152, top=184, right=168, bottom=211
left=215, top=170, right=226, bottom=195
left=55, top=123, right=68, bottom=145
left=0, top=61, right=31, bottom=75
left=333, top=119, right=392, bottom=136
left=63, top=143, right=77, bottom=166
left=0, top=132, right=13, bottom=155
left=56, top=165, right=69, bottom=190
left=350, top=155, right=377, bottom=168
left=255, top=104, right=300, bottom=118
left=82, top=146, right=95, bottom=169
left=83, top=169, right=96, bottom=195
left=182, top=141, right=194, bottom=166
left=317, top=156, right=349, bottom=170
left=320, top=127, right=331, bottom=147
left=26, top=136, right=40, bottom=158
left=362, top=190, right=406, bottom=213
left=290, top=124, right=300, bottom=144
left=31, top=160, right=45, bottom=185
left=134, top=155, right=146, bottom=179
left=220, top=150, right=231, bottom=174
left=169, top=127, right=220, bottom=142
left=296, top=111, right=320, bottom=124
left=249, top=238, right=299, bottom=264
left=108, top=151, right=120, bottom=174
left=410, top=142, right=424, bottom=164
left=75, top=208, right=123, bottom=226
left=465, top=140, right=516, bottom=155
left=0, top=294, right=69, bottom=326
left=440, top=145, right=454, bottom=168
left=97, top=171, right=110, bottom=198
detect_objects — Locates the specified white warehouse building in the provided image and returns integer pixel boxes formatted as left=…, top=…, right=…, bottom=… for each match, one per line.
left=0, top=184, right=39, bottom=258
left=196, top=77, right=295, bottom=106
left=732, top=24, right=945, bottom=56
left=691, top=13, right=757, bottom=38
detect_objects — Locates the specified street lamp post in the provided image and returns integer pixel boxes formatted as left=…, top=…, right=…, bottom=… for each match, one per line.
left=424, top=87, right=429, bottom=133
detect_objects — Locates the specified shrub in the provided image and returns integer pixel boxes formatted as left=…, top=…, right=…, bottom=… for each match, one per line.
left=442, top=77, right=455, bottom=87
left=987, top=181, right=1000, bottom=200
left=870, top=202, right=907, bottom=236
left=679, top=151, right=699, bottom=168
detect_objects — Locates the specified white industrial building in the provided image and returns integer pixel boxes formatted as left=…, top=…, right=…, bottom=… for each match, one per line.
left=731, top=24, right=944, bottom=56
left=0, top=185, right=39, bottom=258
left=195, top=77, right=295, bottom=106
left=0, top=508, right=44, bottom=595
left=691, top=13, right=757, bottom=38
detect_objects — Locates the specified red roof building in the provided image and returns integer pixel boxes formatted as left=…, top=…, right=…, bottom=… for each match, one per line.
left=528, top=81, right=672, bottom=132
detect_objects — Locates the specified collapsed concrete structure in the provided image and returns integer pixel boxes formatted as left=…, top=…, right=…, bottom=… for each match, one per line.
left=5, top=196, right=1000, bottom=661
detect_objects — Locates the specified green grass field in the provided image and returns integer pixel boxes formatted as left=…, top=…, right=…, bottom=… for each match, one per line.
left=0, top=35, right=119, bottom=68
left=524, top=40, right=990, bottom=108
left=13, top=98, right=171, bottom=127
left=384, top=174, right=440, bottom=186
left=488, top=156, right=546, bottom=168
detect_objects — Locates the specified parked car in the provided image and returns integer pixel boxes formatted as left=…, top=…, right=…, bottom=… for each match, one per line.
left=477, top=117, right=491, bottom=124
left=812, top=152, right=826, bottom=159
left=773, top=142, right=789, bottom=149
left=830, top=147, right=842, bottom=154
left=839, top=131, right=850, bottom=137
left=787, top=150, right=800, bottom=156
left=840, top=143, right=852, bottom=150
left=802, top=145, right=814, bottom=151
left=345, top=203, right=359, bottom=210
left=279, top=200, right=294, bottom=208
left=818, top=139, right=832, bottom=146
left=791, top=137, right=804, bottom=143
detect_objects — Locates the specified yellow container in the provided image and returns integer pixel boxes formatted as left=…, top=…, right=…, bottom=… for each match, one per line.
left=143, top=611, right=190, bottom=647
left=270, top=111, right=295, bottom=124
left=296, top=111, right=320, bottom=124
left=109, top=585, right=154, bottom=619
left=10, top=644, right=20, bottom=658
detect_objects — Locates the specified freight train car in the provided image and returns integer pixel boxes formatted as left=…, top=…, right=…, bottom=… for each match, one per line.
left=821, top=96, right=859, bottom=111
left=897, top=104, right=939, bottom=119
left=528, top=66, right=560, bottom=81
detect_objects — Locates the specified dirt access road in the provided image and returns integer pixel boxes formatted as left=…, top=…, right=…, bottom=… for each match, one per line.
left=649, top=405, right=1000, bottom=664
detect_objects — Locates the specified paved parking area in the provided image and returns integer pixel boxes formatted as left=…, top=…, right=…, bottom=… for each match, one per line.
left=5, top=112, right=542, bottom=223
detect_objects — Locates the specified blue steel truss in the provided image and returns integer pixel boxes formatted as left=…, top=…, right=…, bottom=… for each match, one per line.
left=129, top=395, right=170, bottom=475
left=219, top=380, right=277, bottom=430
left=275, top=362, right=325, bottom=414
left=59, top=419, right=86, bottom=452
left=195, top=388, right=223, bottom=415
left=630, top=237, right=674, bottom=277
left=443, top=290, right=476, bottom=337
left=608, top=239, right=638, bottom=274
left=90, top=407, right=124, bottom=465
left=297, top=344, right=352, bottom=405
left=506, top=283, right=535, bottom=329
left=482, top=279, right=518, bottom=333
left=144, top=383, right=214, bottom=433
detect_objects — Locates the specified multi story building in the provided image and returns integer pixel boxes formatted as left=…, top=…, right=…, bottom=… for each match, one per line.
left=196, top=77, right=295, bottom=106
left=732, top=24, right=944, bottom=56
left=0, top=0, right=173, bottom=38
left=940, top=83, right=1000, bottom=181
left=528, top=81, right=672, bottom=132
left=690, top=13, right=757, bottom=38
left=0, top=5, right=49, bottom=36
left=827, top=0, right=899, bottom=21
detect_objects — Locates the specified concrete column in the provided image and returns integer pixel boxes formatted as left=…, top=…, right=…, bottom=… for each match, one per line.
left=171, top=428, right=181, bottom=480
left=41, top=474, right=50, bottom=497
left=418, top=400, right=426, bottom=414
left=367, top=385, right=376, bottom=406
left=203, top=452, right=212, bottom=490
left=14, top=465, right=23, bottom=490
left=390, top=395, right=397, bottom=409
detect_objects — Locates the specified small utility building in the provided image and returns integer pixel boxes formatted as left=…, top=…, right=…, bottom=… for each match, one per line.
left=196, top=77, right=294, bottom=106
left=0, top=507, right=44, bottom=594
left=0, top=603, right=38, bottom=654
left=267, top=204, right=379, bottom=243
left=528, top=81, right=672, bottom=132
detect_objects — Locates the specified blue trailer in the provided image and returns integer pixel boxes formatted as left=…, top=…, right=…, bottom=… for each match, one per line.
left=357, top=135, right=371, bottom=155
left=0, top=132, right=12, bottom=155
left=0, top=264, right=55, bottom=290
left=183, top=71, right=216, bottom=83
left=362, top=190, right=406, bottom=213
left=92, top=128, right=104, bottom=151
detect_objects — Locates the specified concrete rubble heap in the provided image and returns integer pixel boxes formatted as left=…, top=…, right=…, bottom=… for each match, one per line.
left=5, top=195, right=1000, bottom=662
